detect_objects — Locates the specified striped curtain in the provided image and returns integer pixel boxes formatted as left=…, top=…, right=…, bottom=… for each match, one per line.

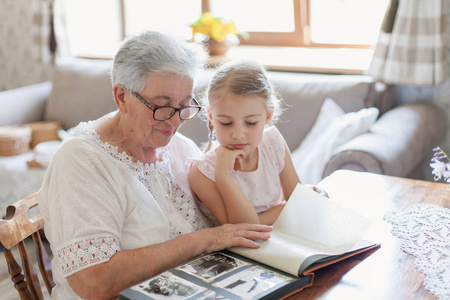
left=52, top=0, right=72, bottom=58
left=367, top=0, right=448, bottom=86
left=32, top=0, right=56, bottom=63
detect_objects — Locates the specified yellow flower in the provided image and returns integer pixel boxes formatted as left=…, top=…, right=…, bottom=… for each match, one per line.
left=190, top=12, right=239, bottom=43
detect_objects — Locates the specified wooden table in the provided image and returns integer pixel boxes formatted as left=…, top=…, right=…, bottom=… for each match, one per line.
left=288, top=170, right=449, bottom=300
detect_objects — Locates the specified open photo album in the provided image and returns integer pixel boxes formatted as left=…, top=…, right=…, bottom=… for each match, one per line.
left=119, top=184, right=380, bottom=300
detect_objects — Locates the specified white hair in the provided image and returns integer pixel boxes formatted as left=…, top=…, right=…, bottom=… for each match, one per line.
left=111, top=31, right=208, bottom=92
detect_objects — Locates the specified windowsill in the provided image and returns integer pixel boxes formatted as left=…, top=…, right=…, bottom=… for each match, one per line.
left=208, top=46, right=374, bottom=75
left=79, top=45, right=374, bottom=75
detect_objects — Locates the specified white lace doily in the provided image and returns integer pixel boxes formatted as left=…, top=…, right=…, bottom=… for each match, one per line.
left=384, top=204, right=450, bottom=300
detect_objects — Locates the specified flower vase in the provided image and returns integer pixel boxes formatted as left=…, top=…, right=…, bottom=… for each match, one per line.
left=206, top=39, right=231, bottom=56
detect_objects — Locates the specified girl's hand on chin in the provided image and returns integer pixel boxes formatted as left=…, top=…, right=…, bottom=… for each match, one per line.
left=233, top=153, right=244, bottom=171
left=215, top=146, right=246, bottom=174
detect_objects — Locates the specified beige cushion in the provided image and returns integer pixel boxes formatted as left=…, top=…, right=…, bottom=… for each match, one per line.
left=324, top=150, right=384, bottom=177
left=324, top=102, right=447, bottom=179
left=0, top=82, right=51, bottom=126
left=45, top=58, right=116, bottom=130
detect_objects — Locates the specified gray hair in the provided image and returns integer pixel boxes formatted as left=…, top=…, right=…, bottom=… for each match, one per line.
left=202, top=59, right=283, bottom=124
left=111, top=31, right=208, bottom=92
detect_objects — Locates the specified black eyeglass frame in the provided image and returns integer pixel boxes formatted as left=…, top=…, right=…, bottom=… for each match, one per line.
left=129, top=90, right=202, bottom=121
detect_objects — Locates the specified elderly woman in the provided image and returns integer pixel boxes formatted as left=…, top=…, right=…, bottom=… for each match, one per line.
left=38, top=31, right=272, bottom=300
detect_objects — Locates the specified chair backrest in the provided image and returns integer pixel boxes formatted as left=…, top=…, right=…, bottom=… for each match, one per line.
left=0, top=193, right=55, bottom=299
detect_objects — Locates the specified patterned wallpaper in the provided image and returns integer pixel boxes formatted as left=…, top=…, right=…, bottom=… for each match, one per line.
left=0, top=0, right=52, bottom=91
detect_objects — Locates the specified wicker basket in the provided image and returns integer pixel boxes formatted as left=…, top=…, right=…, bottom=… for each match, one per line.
left=0, top=125, right=32, bottom=156
left=26, top=121, right=61, bottom=148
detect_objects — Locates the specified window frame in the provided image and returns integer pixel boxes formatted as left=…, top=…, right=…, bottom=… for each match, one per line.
left=201, top=0, right=372, bottom=49
left=117, top=0, right=373, bottom=50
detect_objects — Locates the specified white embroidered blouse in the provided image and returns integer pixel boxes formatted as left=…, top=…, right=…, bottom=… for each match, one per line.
left=38, top=122, right=212, bottom=299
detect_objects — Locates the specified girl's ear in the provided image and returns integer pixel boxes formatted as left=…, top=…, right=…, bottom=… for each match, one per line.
left=207, top=108, right=213, bottom=122
left=265, top=108, right=274, bottom=125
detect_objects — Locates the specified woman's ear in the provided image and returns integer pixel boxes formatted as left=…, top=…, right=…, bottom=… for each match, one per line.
left=113, top=84, right=127, bottom=112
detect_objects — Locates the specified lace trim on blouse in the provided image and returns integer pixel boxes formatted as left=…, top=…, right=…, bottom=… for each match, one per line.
left=70, top=121, right=211, bottom=236
left=58, top=235, right=120, bottom=277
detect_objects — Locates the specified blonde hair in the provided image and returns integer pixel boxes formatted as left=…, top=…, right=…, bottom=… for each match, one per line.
left=201, top=60, right=284, bottom=152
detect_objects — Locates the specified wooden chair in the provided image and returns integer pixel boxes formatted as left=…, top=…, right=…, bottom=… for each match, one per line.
left=0, top=193, right=55, bottom=299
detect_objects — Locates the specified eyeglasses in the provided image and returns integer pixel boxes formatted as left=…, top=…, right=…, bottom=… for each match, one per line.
left=129, top=90, right=201, bottom=121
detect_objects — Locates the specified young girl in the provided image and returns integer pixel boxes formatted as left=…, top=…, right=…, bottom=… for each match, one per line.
left=188, top=59, right=312, bottom=226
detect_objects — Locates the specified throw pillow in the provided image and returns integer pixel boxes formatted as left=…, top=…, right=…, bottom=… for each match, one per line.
left=45, top=58, right=116, bottom=130
left=291, top=98, right=379, bottom=185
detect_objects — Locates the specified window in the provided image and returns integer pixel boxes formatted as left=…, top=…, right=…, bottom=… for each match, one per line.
left=65, top=0, right=122, bottom=58
left=65, top=0, right=203, bottom=58
left=210, top=0, right=389, bottom=47
left=309, top=0, right=390, bottom=46
left=124, top=0, right=201, bottom=38
left=64, top=0, right=389, bottom=66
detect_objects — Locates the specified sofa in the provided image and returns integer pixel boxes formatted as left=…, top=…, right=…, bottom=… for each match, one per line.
left=0, top=58, right=446, bottom=214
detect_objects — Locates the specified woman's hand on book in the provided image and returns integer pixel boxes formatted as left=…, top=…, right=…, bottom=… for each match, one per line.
left=200, top=223, right=273, bottom=254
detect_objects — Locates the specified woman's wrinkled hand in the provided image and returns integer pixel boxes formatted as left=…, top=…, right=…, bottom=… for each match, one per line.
left=201, top=223, right=272, bottom=254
